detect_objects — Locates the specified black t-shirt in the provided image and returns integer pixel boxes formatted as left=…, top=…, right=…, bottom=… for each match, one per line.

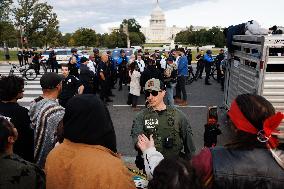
left=0, top=102, right=34, bottom=162
left=59, top=75, right=82, bottom=100
left=49, top=51, right=56, bottom=61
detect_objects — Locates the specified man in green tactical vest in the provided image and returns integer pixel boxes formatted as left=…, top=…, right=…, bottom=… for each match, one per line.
left=131, top=78, right=196, bottom=170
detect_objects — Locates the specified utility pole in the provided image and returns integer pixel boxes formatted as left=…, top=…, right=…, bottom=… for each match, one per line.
left=123, top=23, right=130, bottom=48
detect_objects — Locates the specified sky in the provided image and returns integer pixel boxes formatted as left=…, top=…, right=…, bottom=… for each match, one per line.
left=45, top=0, right=284, bottom=33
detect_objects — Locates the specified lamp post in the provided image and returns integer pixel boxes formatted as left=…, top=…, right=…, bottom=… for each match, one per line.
left=42, top=20, right=47, bottom=49
left=20, top=25, right=24, bottom=50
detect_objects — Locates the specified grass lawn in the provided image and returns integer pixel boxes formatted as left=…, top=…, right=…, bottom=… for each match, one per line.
left=0, top=50, right=18, bottom=61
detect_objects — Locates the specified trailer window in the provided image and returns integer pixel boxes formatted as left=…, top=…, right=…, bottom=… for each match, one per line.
left=269, top=48, right=284, bottom=56
left=267, top=48, right=284, bottom=72
left=266, top=64, right=284, bottom=72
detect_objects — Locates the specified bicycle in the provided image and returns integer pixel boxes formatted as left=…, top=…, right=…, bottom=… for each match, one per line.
left=210, top=63, right=218, bottom=80
left=40, top=59, right=50, bottom=73
left=9, top=63, right=38, bottom=80
left=186, top=65, right=196, bottom=85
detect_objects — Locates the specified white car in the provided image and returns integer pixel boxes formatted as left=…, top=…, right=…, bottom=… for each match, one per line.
left=40, top=49, right=89, bottom=65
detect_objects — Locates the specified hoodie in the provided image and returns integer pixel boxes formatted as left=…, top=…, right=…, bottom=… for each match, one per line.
left=29, top=96, right=65, bottom=168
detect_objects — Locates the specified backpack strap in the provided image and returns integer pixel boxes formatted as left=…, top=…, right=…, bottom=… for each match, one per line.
left=34, top=96, right=44, bottom=103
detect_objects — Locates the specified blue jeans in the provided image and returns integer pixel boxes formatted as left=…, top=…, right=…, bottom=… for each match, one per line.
left=166, top=82, right=176, bottom=106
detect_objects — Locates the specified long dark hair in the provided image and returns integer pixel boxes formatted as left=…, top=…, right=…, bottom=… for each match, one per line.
left=226, top=94, right=276, bottom=149
left=148, top=158, right=203, bottom=189
left=0, top=117, right=14, bottom=153
left=129, top=62, right=136, bottom=75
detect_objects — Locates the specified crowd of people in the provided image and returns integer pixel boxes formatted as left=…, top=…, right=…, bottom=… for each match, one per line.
left=0, top=46, right=283, bottom=189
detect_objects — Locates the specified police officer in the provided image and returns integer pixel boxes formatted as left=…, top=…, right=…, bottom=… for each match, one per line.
left=97, top=53, right=113, bottom=104
left=107, top=50, right=117, bottom=90
left=68, top=48, right=80, bottom=77
left=117, top=49, right=129, bottom=91
left=58, top=64, right=84, bottom=107
left=49, top=48, right=58, bottom=73
left=93, top=48, right=101, bottom=64
left=131, top=78, right=196, bottom=170
left=17, top=50, right=24, bottom=66
left=154, top=50, right=162, bottom=71
left=79, top=57, right=95, bottom=94
left=32, top=51, right=40, bottom=74
left=195, top=50, right=204, bottom=79
left=215, top=49, right=225, bottom=83
left=23, top=49, right=29, bottom=65
left=204, top=50, right=214, bottom=85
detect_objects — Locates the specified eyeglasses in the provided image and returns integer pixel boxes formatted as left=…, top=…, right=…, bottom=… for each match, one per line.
left=145, top=90, right=160, bottom=97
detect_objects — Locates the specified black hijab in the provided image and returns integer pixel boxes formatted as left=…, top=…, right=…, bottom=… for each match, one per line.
left=63, top=94, right=117, bottom=152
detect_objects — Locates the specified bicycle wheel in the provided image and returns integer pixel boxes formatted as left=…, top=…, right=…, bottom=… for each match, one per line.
left=24, top=68, right=37, bottom=80
left=212, top=68, right=218, bottom=80
left=40, top=61, right=47, bottom=73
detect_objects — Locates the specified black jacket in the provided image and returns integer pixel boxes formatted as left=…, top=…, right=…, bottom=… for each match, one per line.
left=140, top=65, right=163, bottom=88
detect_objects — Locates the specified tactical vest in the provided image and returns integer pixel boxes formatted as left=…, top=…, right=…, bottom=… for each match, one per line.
left=143, top=107, right=183, bottom=158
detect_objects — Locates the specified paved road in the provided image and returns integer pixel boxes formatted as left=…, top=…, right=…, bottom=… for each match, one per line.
left=0, top=62, right=234, bottom=162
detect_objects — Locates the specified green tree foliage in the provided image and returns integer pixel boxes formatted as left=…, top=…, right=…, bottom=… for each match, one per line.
left=104, top=31, right=127, bottom=48
left=0, top=0, right=16, bottom=47
left=58, top=33, right=72, bottom=47
left=0, top=0, right=12, bottom=21
left=175, top=27, right=226, bottom=48
left=0, top=21, right=17, bottom=47
left=13, top=0, right=60, bottom=48
left=72, top=28, right=97, bottom=47
left=120, top=18, right=145, bottom=46
left=121, top=18, right=141, bottom=33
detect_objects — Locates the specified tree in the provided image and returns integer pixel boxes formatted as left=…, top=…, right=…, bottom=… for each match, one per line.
left=0, top=0, right=16, bottom=47
left=120, top=18, right=145, bottom=46
left=0, top=0, right=12, bottom=21
left=58, top=33, right=72, bottom=47
left=121, top=18, right=142, bottom=33
left=13, top=0, right=60, bottom=48
left=72, top=28, right=97, bottom=47
left=175, top=27, right=225, bottom=47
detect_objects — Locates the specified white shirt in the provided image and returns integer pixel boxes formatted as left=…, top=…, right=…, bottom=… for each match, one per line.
left=160, top=58, right=167, bottom=69
left=175, top=56, right=180, bottom=67
left=136, top=59, right=145, bottom=72
left=87, top=61, right=96, bottom=75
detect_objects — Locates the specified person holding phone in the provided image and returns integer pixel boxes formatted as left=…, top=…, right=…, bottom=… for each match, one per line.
left=131, top=78, right=196, bottom=171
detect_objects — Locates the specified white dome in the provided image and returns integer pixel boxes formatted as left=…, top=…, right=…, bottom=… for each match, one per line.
left=151, top=5, right=165, bottom=17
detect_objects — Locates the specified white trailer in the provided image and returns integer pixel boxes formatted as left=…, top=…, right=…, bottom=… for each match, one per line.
left=224, top=34, right=284, bottom=141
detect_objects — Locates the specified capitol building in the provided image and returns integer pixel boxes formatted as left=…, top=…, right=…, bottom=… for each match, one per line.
left=140, top=1, right=185, bottom=44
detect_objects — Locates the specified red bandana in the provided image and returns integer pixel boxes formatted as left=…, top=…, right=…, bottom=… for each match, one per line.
left=227, top=100, right=284, bottom=148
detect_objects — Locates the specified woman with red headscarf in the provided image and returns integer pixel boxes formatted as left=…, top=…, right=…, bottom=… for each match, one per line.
left=192, top=94, right=284, bottom=189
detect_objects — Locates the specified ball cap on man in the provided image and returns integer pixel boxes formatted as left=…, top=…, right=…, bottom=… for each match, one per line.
left=40, top=72, right=63, bottom=90
left=145, top=78, right=165, bottom=92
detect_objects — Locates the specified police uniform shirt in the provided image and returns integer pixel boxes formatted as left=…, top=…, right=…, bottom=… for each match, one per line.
left=97, top=61, right=111, bottom=79
left=17, top=52, right=23, bottom=59
left=59, top=75, right=82, bottom=100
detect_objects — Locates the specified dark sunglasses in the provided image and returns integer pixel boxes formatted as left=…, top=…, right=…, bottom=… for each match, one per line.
left=145, top=90, right=160, bottom=97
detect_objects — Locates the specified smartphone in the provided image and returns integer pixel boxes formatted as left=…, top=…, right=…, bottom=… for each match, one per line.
left=208, top=106, right=218, bottom=124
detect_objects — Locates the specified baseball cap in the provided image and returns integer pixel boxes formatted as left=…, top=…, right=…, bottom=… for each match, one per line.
left=145, top=78, right=165, bottom=91
left=40, top=72, right=63, bottom=89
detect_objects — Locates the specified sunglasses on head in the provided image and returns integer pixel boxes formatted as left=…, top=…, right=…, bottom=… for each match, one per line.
left=145, top=90, right=160, bottom=97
